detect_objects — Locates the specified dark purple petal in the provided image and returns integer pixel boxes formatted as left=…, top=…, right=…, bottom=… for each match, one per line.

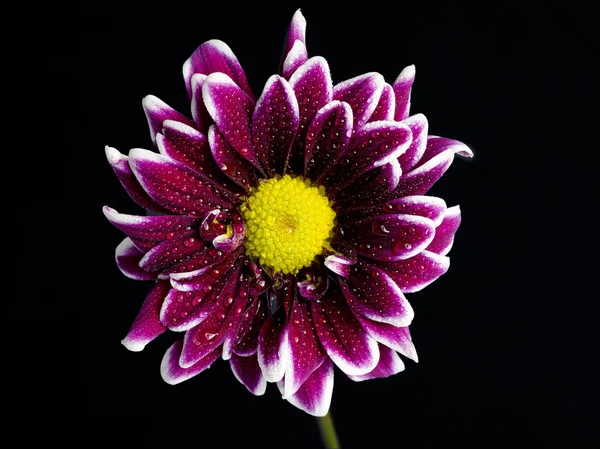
left=333, top=73, right=384, bottom=127
left=324, top=254, right=355, bottom=278
left=230, top=353, right=267, bottom=395
left=391, top=151, right=456, bottom=199
left=347, top=344, right=404, bottom=381
left=209, top=125, right=258, bottom=191
left=297, top=262, right=330, bottom=300
left=160, top=340, right=221, bottom=385
left=115, top=238, right=157, bottom=281
left=142, top=95, right=195, bottom=146
left=418, top=136, right=474, bottom=166
left=282, top=40, right=308, bottom=80
left=398, top=113, right=428, bottom=173
left=287, top=57, right=333, bottom=173
left=353, top=315, right=418, bottom=362
left=257, top=308, right=288, bottom=382
left=311, top=286, right=380, bottom=376
left=280, top=358, right=334, bottom=417
left=183, top=39, right=254, bottom=100
left=190, top=74, right=212, bottom=134
left=213, top=217, right=245, bottom=253
left=340, top=259, right=414, bottom=326
left=372, top=250, right=450, bottom=293
left=233, top=296, right=268, bottom=356
left=138, top=230, right=202, bottom=272
left=368, top=83, right=396, bottom=122
left=427, top=206, right=461, bottom=255
left=202, top=73, right=263, bottom=171
left=392, top=65, right=415, bottom=121
left=283, top=297, right=327, bottom=398
left=304, top=100, right=353, bottom=182
left=121, top=280, right=170, bottom=351
left=252, top=75, right=299, bottom=176
left=199, top=209, right=231, bottom=242
left=128, top=148, right=239, bottom=217
left=105, top=146, right=170, bottom=214
left=335, top=214, right=436, bottom=261
left=222, top=276, right=251, bottom=360
left=282, top=9, right=307, bottom=66
left=162, top=245, right=229, bottom=277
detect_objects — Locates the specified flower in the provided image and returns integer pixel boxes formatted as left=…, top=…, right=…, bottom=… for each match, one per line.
left=104, top=9, right=472, bottom=417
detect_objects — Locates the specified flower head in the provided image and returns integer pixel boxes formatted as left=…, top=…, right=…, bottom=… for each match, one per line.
left=104, top=9, right=472, bottom=416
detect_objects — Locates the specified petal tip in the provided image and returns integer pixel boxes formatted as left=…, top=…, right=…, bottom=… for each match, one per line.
left=121, top=337, right=146, bottom=352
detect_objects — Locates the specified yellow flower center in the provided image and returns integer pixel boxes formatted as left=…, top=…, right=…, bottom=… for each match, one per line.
left=241, top=175, right=336, bottom=274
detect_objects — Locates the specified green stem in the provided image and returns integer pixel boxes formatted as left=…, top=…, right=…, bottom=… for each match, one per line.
left=316, top=412, right=341, bottom=449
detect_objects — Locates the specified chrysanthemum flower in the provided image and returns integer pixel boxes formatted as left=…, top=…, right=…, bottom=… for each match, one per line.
left=104, top=9, right=472, bottom=416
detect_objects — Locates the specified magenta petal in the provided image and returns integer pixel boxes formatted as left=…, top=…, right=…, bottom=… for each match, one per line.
left=160, top=340, right=221, bottom=385
left=373, top=250, right=449, bottom=293
left=128, top=148, right=239, bottom=217
left=353, top=314, right=418, bottom=362
left=282, top=9, right=307, bottom=65
left=392, top=65, right=415, bottom=121
left=427, top=206, right=461, bottom=256
left=121, top=280, right=170, bottom=352
left=419, top=136, right=474, bottom=165
left=368, top=83, right=396, bottom=122
left=336, top=214, right=436, bottom=262
left=304, top=100, right=353, bottom=182
left=280, top=357, right=334, bottom=417
left=183, top=39, right=254, bottom=100
left=138, top=230, right=203, bottom=272
left=142, top=95, right=195, bottom=146
left=398, top=113, right=428, bottom=173
left=202, top=73, right=263, bottom=172
left=190, top=74, right=212, bottom=134
left=347, top=344, right=405, bottom=381
left=340, top=259, right=414, bottom=326
left=333, top=73, right=384, bottom=127
left=230, top=353, right=267, bottom=396
left=213, top=219, right=245, bottom=254
left=283, top=298, right=327, bottom=398
left=297, top=263, right=330, bottom=300
left=233, top=296, right=268, bottom=356
left=324, top=254, right=355, bottom=278
left=252, top=75, right=300, bottom=176
left=208, top=125, right=258, bottom=191
left=257, top=308, right=288, bottom=382
left=282, top=40, right=308, bottom=80
left=105, top=146, right=170, bottom=214
left=115, top=238, right=156, bottom=281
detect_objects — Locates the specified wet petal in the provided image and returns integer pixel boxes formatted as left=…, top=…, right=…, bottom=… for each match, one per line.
left=115, top=238, right=156, bottom=281
left=340, top=259, right=414, bottom=326
left=304, top=100, right=353, bottom=182
left=142, top=95, right=195, bottom=146
left=282, top=9, right=307, bottom=67
left=160, top=340, right=221, bottom=385
left=353, top=314, right=418, bottom=362
left=252, top=75, right=299, bottom=176
left=336, top=214, right=436, bottom=261
left=279, top=358, right=334, bottom=417
left=213, top=217, right=245, bottom=253
left=183, top=39, right=254, bottom=100
left=428, top=206, right=461, bottom=255
left=324, top=254, right=355, bottom=278
left=333, top=73, right=384, bottom=127
left=311, top=286, right=380, bottom=376
left=105, top=146, right=170, bottom=214
left=282, top=40, right=308, bottom=80
left=297, top=262, right=330, bottom=301
left=190, top=74, right=212, bottom=133
left=373, top=250, right=450, bottom=293
left=398, top=113, right=428, bottom=173
left=392, top=65, right=415, bottom=121
left=230, top=353, right=267, bottom=396
left=202, top=73, right=263, bottom=171
left=121, top=280, right=170, bottom=351
left=257, top=308, right=288, bottom=382
left=347, top=344, right=404, bottom=381
left=208, top=125, right=258, bottom=191
left=233, top=296, right=268, bottom=356
left=138, top=230, right=203, bottom=272
left=418, top=136, right=474, bottom=166
left=368, top=83, right=395, bottom=122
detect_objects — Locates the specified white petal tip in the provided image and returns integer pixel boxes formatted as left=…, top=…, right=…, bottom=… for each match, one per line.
left=121, top=338, right=146, bottom=352
left=398, top=65, right=416, bottom=82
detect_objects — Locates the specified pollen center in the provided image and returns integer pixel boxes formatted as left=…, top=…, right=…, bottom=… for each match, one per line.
left=241, top=175, right=336, bottom=274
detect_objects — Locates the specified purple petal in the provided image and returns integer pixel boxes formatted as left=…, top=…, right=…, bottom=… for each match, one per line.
left=115, top=238, right=156, bottom=281
left=282, top=9, right=307, bottom=65
left=283, top=297, right=327, bottom=398
left=287, top=57, right=333, bottom=173
left=190, top=74, right=212, bottom=134
left=324, top=254, right=355, bottom=278
left=368, top=83, right=396, bottom=122
left=138, top=230, right=202, bottom=272
left=183, top=39, right=254, bottom=100
left=105, top=146, right=170, bottom=214
left=297, top=262, right=330, bottom=301
left=311, top=286, right=380, bottom=376
left=333, top=73, right=384, bottom=127
left=353, top=315, right=418, bottom=362
left=222, top=276, right=250, bottom=360
left=212, top=216, right=245, bottom=253
left=418, top=135, right=474, bottom=165
left=280, top=357, right=334, bottom=417
left=372, top=250, right=449, bottom=293
left=230, top=353, right=267, bottom=395
left=202, top=73, right=263, bottom=171
left=336, top=214, right=436, bottom=261
left=128, top=148, right=239, bottom=217
left=208, top=125, right=258, bottom=191
left=252, top=75, right=299, bottom=176
left=121, top=280, right=170, bottom=351
left=160, top=340, right=221, bottom=385
left=428, top=206, right=461, bottom=255
left=340, top=259, right=414, bottom=326
left=398, top=113, right=428, bottom=173
left=392, top=65, right=415, bottom=121
left=347, top=344, right=404, bottom=381
left=282, top=40, right=308, bottom=80
left=142, top=95, right=195, bottom=146
left=233, top=296, right=268, bottom=356
left=304, top=101, right=353, bottom=182
left=257, top=308, right=288, bottom=382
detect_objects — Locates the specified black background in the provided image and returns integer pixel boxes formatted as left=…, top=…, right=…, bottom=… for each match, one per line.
left=69, top=1, right=597, bottom=446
